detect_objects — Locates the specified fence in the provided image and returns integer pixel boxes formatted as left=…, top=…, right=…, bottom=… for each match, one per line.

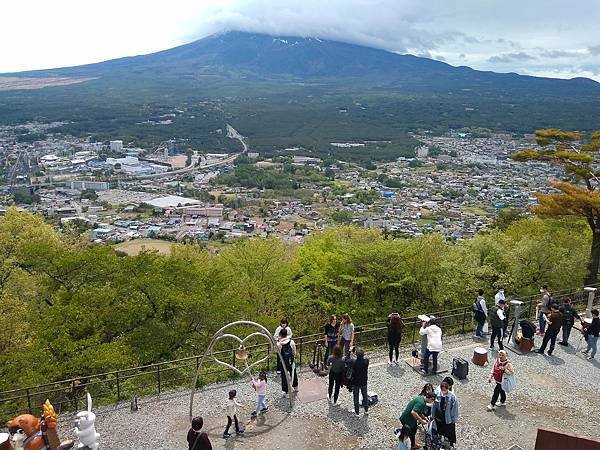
left=0, top=285, right=596, bottom=422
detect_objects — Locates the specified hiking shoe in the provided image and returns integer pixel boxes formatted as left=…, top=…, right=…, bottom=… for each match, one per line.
left=223, top=433, right=231, bottom=439
left=394, top=360, right=399, bottom=365
left=587, top=355, right=594, bottom=360
left=236, top=429, right=245, bottom=435
left=261, top=406, right=269, bottom=413
left=419, top=369, right=428, bottom=375
left=334, top=401, right=341, bottom=406
left=488, top=347, right=494, bottom=352
left=364, top=410, right=369, bottom=416
left=388, top=361, right=393, bottom=365
left=487, top=405, right=496, bottom=411
left=354, top=412, right=360, bottom=417
left=251, top=411, right=257, bottom=417
left=499, top=402, right=507, bottom=407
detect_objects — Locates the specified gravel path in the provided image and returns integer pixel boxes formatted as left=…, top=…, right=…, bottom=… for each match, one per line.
left=57, top=333, right=600, bottom=449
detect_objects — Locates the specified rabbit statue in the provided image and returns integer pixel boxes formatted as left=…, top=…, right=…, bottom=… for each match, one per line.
left=73, top=393, right=100, bottom=450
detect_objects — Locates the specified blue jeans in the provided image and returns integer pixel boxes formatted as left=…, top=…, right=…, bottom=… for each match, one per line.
left=585, top=335, right=598, bottom=358
left=475, top=320, right=485, bottom=337
left=422, top=349, right=439, bottom=374
left=538, top=312, right=546, bottom=333
left=256, top=394, right=266, bottom=413
left=340, top=338, right=352, bottom=358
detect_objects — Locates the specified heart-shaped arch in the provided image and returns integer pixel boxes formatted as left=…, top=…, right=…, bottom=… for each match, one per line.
left=189, top=321, right=294, bottom=417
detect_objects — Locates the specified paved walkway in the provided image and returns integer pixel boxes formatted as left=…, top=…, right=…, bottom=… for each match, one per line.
left=57, top=333, right=600, bottom=449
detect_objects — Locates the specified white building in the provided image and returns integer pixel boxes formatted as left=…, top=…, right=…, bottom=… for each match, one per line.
left=416, top=145, right=429, bottom=158
left=109, top=140, right=123, bottom=152
left=70, top=180, right=109, bottom=191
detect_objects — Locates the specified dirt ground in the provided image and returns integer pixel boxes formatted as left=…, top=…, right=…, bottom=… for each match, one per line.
left=115, top=239, right=173, bottom=256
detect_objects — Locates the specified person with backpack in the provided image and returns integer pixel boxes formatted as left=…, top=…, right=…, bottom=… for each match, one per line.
left=387, top=312, right=405, bottom=365
left=536, top=302, right=563, bottom=356
left=419, top=316, right=443, bottom=375
left=187, top=416, right=212, bottom=450
left=323, top=314, right=339, bottom=364
left=582, top=309, right=600, bottom=360
left=431, top=380, right=459, bottom=448
left=350, top=348, right=370, bottom=417
left=537, top=284, right=551, bottom=335
left=274, top=319, right=292, bottom=374
left=487, top=350, right=514, bottom=411
left=277, top=328, right=298, bottom=396
left=327, top=344, right=345, bottom=406
left=489, top=299, right=507, bottom=352
left=473, top=289, right=488, bottom=339
left=338, top=313, right=355, bottom=358
left=559, top=297, right=581, bottom=346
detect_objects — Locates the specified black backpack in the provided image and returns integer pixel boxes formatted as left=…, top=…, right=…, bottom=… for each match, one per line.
left=280, top=341, right=294, bottom=367
left=520, top=320, right=536, bottom=339
left=451, top=358, right=468, bottom=380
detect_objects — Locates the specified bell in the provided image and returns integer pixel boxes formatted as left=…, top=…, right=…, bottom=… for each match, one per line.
left=235, top=345, right=249, bottom=360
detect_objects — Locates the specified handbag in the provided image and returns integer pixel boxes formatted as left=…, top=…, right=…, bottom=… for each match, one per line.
left=501, top=373, right=516, bottom=393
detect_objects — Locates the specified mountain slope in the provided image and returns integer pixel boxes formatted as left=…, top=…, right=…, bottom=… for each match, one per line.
left=14, top=31, right=600, bottom=95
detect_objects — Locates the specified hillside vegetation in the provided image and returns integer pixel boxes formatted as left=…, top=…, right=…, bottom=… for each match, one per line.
left=0, top=209, right=589, bottom=391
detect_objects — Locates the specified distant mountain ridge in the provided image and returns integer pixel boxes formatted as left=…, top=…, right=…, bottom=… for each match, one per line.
left=13, top=31, right=599, bottom=95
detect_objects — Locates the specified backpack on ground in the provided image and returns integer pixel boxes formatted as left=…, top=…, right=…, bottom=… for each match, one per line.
left=451, top=357, right=469, bottom=380
left=309, top=343, right=329, bottom=376
left=520, top=320, right=536, bottom=339
left=367, top=392, right=379, bottom=406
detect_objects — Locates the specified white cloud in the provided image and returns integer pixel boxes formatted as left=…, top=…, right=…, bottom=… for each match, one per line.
left=1, top=0, right=599, bottom=81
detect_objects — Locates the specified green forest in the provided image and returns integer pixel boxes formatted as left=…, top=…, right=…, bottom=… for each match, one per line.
left=0, top=209, right=590, bottom=394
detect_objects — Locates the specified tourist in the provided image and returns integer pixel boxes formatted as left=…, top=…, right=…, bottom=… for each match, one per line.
left=420, top=383, right=435, bottom=418
left=277, top=328, right=299, bottom=395
left=327, top=344, right=345, bottom=406
left=187, top=416, right=212, bottom=450
left=489, top=299, right=507, bottom=352
left=223, top=390, right=244, bottom=439
left=537, top=302, right=563, bottom=356
left=537, top=284, right=551, bottom=335
left=274, top=319, right=292, bottom=373
left=399, top=391, right=436, bottom=449
left=435, top=377, right=455, bottom=395
left=582, top=309, right=600, bottom=360
left=419, top=316, right=443, bottom=375
left=431, top=380, right=459, bottom=448
left=559, top=297, right=581, bottom=346
left=323, top=314, right=339, bottom=364
left=395, top=424, right=413, bottom=450
left=250, top=371, right=268, bottom=417
left=495, top=287, right=510, bottom=334
left=494, top=286, right=505, bottom=305
left=473, top=289, right=487, bottom=339
left=338, top=313, right=355, bottom=358
left=387, top=312, right=405, bottom=365
left=351, top=348, right=370, bottom=417
left=487, top=350, right=514, bottom=411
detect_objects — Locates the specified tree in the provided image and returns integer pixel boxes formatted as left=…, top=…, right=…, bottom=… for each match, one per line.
left=512, top=129, right=600, bottom=284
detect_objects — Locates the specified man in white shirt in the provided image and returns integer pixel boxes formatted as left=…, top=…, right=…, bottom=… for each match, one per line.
left=419, top=317, right=443, bottom=375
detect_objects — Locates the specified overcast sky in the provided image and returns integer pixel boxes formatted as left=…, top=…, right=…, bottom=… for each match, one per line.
left=2, top=0, right=599, bottom=81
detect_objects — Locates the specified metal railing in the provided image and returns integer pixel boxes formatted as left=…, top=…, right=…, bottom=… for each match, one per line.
left=0, top=285, right=596, bottom=422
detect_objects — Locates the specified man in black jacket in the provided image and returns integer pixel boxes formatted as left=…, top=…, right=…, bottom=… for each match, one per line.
left=559, top=297, right=580, bottom=346
left=351, top=348, right=370, bottom=417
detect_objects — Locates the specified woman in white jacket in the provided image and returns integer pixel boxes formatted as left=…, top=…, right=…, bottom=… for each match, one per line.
left=419, top=317, right=443, bottom=375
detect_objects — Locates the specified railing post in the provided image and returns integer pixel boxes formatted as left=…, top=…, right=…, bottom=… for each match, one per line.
left=299, top=338, right=303, bottom=366
left=527, top=299, right=533, bottom=319
left=157, top=366, right=161, bottom=394
left=232, top=350, right=236, bottom=369
left=116, top=372, right=121, bottom=402
left=26, top=388, right=32, bottom=414
left=196, top=356, right=200, bottom=372
left=462, top=308, right=467, bottom=334
left=411, top=321, right=416, bottom=347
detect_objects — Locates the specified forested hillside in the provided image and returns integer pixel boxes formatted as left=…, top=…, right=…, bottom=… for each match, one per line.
left=0, top=209, right=589, bottom=391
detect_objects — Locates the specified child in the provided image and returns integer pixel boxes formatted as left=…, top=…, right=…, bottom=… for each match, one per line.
left=223, top=389, right=244, bottom=439
left=395, top=424, right=412, bottom=450
left=251, top=372, right=269, bottom=417
left=187, top=416, right=212, bottom=450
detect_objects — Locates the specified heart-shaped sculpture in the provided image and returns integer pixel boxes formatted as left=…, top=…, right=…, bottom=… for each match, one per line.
left=189, top=320, right=294, bottom=416
left=210, top=331, right=273, bottom=376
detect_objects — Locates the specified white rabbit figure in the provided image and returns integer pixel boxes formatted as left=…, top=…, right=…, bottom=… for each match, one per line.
left=74, top=393, right=100, bottom=449
left=10, top=429, right=25, bottom=450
